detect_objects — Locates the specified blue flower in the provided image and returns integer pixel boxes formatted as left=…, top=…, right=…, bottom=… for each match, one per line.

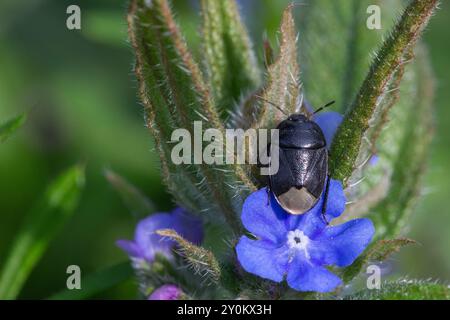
left=235, top=180, right=374, bottom=292
left=313, top=111, right=343, bottom=149
left=117, top=207, right=203, bottom=264
left=148, top=284, right=183, bottom=300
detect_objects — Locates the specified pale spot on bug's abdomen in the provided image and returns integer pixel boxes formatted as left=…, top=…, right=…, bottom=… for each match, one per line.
left=275, top=187, right=317, bottom=215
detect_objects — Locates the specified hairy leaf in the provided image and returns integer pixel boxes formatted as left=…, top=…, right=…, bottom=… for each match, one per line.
left=201, top=0, right=260, bottom=116
left=156, top=229, right=221, bottom=284
left=128, top=0, right=208, bottom=213
left=128, top=0, right=256, bottom=233
left=347, top=279, right=449, bottom=300
left=370, top=46, right=434, bottom=239
left=330, top=0, right=439, bottom=183
left=342, top=48, right=415, bottom=218
left=256, top=4, right=300, bottom=130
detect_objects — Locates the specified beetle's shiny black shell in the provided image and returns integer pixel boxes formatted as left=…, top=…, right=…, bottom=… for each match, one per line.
left=269, top=114, right=328, bottom=215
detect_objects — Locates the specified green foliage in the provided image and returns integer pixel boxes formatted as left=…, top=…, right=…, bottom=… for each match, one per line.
left=342, top=54, right=414, bottom=220
left=201, top=0, right=260, bottom=115
left=342, top=44, right=433, bottom=227
left=156, top=229, right=221, bottom=284
left=348, top=279, right=449, bottom=300
left=0, top=165, right=85, bottom=299
left=254, top=5, right=301, bottom=130
left=370, top=47, right=435, bottom=239
left=128, top=0, right=256, bottom=233
left=329, top=0, right=439, bottom=183
left=48, top=262, right=133, bottom=300
left=0, top=113, right=26, bottom=143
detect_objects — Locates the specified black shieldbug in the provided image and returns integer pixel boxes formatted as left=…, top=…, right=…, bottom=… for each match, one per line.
left=260, top=99, right=336, bottom=221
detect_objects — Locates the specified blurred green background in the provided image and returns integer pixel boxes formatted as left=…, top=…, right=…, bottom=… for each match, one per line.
left=0, top=0, right=448, bottom=299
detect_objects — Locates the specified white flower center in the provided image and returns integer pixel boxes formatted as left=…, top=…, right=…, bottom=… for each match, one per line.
left=286, top=229, right=310, bottom=257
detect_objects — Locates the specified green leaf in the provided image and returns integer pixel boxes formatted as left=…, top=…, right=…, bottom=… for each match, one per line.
left=0, top=165, right=85, bottom=299
left=0, top=113, right=26, bottom=143
left=341, top=238, right=415, bottom=283
left=255, top=4, right=301, bottom=130
left=342, top=48, right=416, bottom=219
left=127, top=0, right=213, bottom=213
left=156, top=229, right=221, bottom=284
left=347, top=279, right=450, bottom=300
left=329, top=0, right=439, bottom=183
left=48, top=262, right=133, bottom=300
left=346, top=61, right=417, bottom=217
left=370, top=46, right=434, bottom=239
left=201, top=0, right=260, bottom=115
left=104, top=169, right=155, bottom=219
left=129, top=0, right=220, bottom=129
left=128, top=0, right=255, bottom=233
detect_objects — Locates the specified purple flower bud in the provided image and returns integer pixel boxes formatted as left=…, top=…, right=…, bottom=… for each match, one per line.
left=148, top=284, right=183, bottom=300
left=117, top=207, right=203, bottom=264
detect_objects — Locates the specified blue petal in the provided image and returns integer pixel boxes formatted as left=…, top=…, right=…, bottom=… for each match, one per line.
left=295, top=179, right=346, bottom=237
left=309, top=218, right=375, bottom=267
left=241, top=188, right=290, bottom=243
left=119, top=208, right=203, bottom=263
left=116, top=240, right=142, bottom=258
left=369, top=155, right=379, bottom=166
left=313, top=111, right=343, bottom=148
left=286, top=252, right=342, bottom=292
left=236, top=236, right=289, bottom=282
left=134, top=213, right=175, bottom=262
left=322, top=179, right=346, bottom=219
left=171, top=207, right=203, bottom=245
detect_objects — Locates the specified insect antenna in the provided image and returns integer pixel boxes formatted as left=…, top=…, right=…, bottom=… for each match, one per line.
left=254, top=95, right=289, bottom=116
left=313, top=100, right=336, bottom=115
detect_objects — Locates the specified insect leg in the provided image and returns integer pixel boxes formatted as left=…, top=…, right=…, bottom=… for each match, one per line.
left=321, top=175, right=331, bottom=225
